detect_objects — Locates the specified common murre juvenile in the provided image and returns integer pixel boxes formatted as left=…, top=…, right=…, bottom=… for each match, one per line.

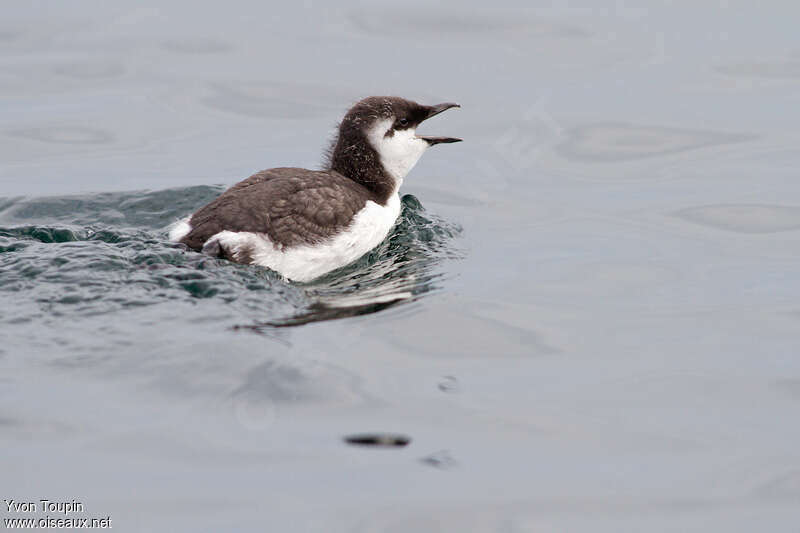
left=170, top=96, right=461, bottom=282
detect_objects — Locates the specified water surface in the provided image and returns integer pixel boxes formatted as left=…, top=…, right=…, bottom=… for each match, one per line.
left=2, top=1, right=800, bottom=532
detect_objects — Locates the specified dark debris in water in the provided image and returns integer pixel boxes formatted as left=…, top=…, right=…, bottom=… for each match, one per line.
left=344, top=433, right=412, bottom=448
left=0, top=189, right=462, bottom=329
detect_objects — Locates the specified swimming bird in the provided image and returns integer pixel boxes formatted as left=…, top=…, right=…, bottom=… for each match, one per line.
left=169, top=96, right=461, bottom=282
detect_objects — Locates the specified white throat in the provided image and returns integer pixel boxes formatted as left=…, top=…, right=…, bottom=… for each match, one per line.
left=366, top=118, right=429, bottom=189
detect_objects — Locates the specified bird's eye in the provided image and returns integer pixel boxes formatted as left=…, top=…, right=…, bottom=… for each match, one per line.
left=398, top=118, right=408, bottom=127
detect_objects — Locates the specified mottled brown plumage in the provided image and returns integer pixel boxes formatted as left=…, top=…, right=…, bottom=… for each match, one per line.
left=180, top=167, right=373, bottom=250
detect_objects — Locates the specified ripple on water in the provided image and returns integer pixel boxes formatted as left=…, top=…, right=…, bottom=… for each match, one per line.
left=379, top=300, right=557, bottom=359
left=6, top=126, right=114, bottom=145
left=53, top=61, right=126, bottom=80
left=555, top=123, right=754, bottom=162
left=161, top=38, right=233, bottom=54
left=754, top=470, right=800, bottom=501
left=348, top=8, right=589, bottom=39
left=0, top=185, right=222, bottom=228
left=674, top=204, right=800, bottom=233
left=716, top=59, right=800, bottom=80
left=0, top=29, right=21, bottom=43
left=0, top=188, right=462, bottom=329
left=350, top=506, right=536, bottom=533
left=234, top=359, right=368, bottom=406
left=201, top=81, right=352, bottom=119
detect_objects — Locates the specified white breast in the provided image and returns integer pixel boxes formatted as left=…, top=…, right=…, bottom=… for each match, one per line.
left=201, top=193, right=402, bottom=282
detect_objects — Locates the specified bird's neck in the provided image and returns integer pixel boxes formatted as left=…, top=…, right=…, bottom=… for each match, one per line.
left=328, top=135, right=397, bottom=205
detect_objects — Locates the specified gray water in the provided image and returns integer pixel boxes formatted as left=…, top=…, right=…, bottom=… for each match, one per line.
left=2, top=1, right=800, bottom=531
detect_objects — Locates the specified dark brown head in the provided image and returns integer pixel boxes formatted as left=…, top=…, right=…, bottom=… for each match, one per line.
left=327, top=96, right=461, bottom=202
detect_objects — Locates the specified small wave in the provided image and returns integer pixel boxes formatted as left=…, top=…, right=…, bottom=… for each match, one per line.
left=0, top=188, right=462, bottom=328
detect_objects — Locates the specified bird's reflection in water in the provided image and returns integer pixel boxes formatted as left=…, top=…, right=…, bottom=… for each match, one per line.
left=235, top=194, right=462, bottom=331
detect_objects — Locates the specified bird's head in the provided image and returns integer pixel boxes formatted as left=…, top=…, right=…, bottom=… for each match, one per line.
left=329, top=96, right=461, bottom=198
